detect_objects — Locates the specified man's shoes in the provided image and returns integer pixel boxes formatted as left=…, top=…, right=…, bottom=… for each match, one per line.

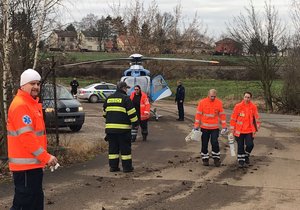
left=176, top=118, right=184, bottom=121
left=214, top=159, right=221, bottom=167
left=110, top=167, right=120, bottom=172
left=123, top=167, right=134, bottom=173
left=202, top=159, right=209, bottom=166
left=238, top=161, right=245, bottom=168
left=245, top=156, right=250, bottom=165
left=131, top=136, right=136, bottom=142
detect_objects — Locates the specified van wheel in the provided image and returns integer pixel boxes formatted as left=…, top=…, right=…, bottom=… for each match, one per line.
left=69, top=125, right=82, bottom=132
left=89, top=95, right=99, bottom=103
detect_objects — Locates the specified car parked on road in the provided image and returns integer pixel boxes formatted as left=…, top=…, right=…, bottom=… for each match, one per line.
left=41, top=83, right=85, bottom=132
left=77, top=82, right=117, bottom=103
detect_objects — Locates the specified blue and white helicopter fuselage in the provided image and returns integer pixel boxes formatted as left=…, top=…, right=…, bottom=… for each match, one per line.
left=120, top=64, right=172, bottom=120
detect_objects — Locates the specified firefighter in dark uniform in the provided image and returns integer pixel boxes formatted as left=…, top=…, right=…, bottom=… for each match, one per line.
left=103, top=81, right=139, bottom=173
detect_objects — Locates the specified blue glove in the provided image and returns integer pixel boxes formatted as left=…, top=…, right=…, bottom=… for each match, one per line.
left=193, top=127, right=199, bottom=131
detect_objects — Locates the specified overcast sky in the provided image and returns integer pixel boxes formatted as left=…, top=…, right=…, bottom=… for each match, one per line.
left=59, top=0, right=291, bottom=38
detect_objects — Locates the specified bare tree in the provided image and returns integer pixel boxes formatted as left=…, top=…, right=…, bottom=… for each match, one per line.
left=0, top=0, right=64, bottom=157
left=33, top=0, right=63, bottom=69
left=274, top=0, right=300, bottom=113
left=227, top=0, right=287, bottom=112
left=181, top=12, right=207, bottom=54
left=78, top=13, right=98, bottom=31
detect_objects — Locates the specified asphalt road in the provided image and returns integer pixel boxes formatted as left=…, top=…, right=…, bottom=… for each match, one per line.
left=1, top=101, right=300, bottom=210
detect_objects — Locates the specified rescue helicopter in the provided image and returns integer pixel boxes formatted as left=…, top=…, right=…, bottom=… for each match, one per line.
left=59, top=53, right=219, bottom=120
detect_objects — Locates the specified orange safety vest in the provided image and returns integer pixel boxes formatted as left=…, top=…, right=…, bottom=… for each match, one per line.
left=130, top=91, right=151, bottom=121
left=230, top=100, right=261, bottom=137
left=7, top=89, right=51, bottom=171
left=194, top=97, right=226, bottom=129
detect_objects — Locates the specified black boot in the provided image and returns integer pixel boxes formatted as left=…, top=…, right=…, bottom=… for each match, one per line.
left=202, top=159, right=209, bottom=166
left=131, top=136, right=136, bottom=142
left=238, top=160, right=245, bottom=168
left=214, top=159, right=221, bottom=167
left=245, top=156, right=250, bottom=165
left=123, top=166, right=134, bottom=173
left=142, top=135, right=147, bottom=141
left=110, top=167, right=120, bottom=172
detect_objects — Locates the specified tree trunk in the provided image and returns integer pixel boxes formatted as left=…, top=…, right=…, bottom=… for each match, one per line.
left=262, top=80, right=274, bottom=112
left=0, top=0, right=10, bottom=157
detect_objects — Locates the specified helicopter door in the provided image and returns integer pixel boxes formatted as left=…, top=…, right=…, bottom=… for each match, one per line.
left=151, top=75, right=172, bottom=101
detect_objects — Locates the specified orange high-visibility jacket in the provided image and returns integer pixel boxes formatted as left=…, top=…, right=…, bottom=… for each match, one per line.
left=230, top=100, right=261, bottom=137
left=130, top=91, right=151, bottom=121
left=194, top=97, right=226, bottom=129
left=7, top=89, right=51, bottom=171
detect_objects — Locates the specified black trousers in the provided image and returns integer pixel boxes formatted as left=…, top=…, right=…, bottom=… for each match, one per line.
left=200, top=128, right=220, bottom=159
left=71, top=88, right=77, bottom=95
left=11, top=168, right=44, bottom=210
left=235, top=133, right=254, bottom=162
left=107, top=132, right=132, bottom=170
left=140, top=120, right=148, bottom=137
left=177, top=101, right=184, bottom=119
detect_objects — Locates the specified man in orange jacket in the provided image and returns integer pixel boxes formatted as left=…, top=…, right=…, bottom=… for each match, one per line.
left=130, top=85, right=151, bottom=142
left=230, top=92, right=261, bottom=168
left=194, top=89, right=227, bottom=167
left=7, top=69, right=58, bottom=210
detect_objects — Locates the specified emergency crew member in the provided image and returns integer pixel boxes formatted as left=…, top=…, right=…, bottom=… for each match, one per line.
left=230, top=92, right=261, bottom=168
left=7, top=69, right=58, bottom=210
left=175, top=80, right=185, bottom=121
left=70, top=77, right=79, bottom=97
left=103, top=81, right=138, bottom=173
left=130, top=85, right=151, bottom=142
left=194, top=89, right=227, bottom=167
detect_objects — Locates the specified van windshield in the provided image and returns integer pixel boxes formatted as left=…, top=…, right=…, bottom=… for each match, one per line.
left=42, top=85, right=73, bottom=100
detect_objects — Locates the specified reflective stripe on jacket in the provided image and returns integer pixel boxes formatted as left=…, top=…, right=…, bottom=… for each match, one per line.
left=130, top=91, right=151, bottom=121
left=194, top=97, right=226, bottom=130
left=7, top=89, right=51, bottom=171
left=230, top=100, right=261, bottom=137
left=103, top=89, right=138, bottom=133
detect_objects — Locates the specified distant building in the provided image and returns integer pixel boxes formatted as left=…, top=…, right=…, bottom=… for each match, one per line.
left=176, top=41, right=214, bottom=54
left=117, top=35, right=138, bottom=52
left=47, top=30, right=78, bottom=51
left=78, top=31, right=100, bottom=51
left=47, top=29, right=140, bottom=52
left=104, top=39, right=114, bottom=52
left=215, top=38, right=243, bottom=55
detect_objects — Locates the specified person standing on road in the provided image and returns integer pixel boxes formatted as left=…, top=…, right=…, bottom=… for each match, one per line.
left=7, top=69, right=58, bottom=210
left=103, top=81, right=139, bottom=173
left=230, top=92, right=261, bottom=168
left=130, top=85, right=151, bottom=142
left=193, top=89, right=227, bottom=167
left=70, top=77, right=79, bottom=98
left=175, top=80, right=185, bottom=121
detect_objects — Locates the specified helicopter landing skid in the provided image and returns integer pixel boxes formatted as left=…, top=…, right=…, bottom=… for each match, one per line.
left=150, top=108, right=162, bottom=121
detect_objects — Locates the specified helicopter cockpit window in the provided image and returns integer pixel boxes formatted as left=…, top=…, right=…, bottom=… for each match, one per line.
left=140, top=71, right=146, bottom=76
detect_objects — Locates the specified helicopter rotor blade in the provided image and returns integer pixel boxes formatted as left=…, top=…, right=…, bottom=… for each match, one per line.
left=58, top=58, right=132, bottom=68
left=57, top=54, right=219, bottom=68
left=142, top=57, right=219, bottom=64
